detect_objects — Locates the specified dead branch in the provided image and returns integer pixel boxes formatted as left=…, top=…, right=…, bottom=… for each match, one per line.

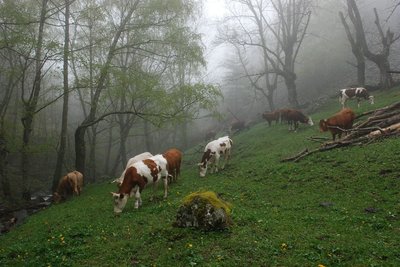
left=307, top=136, right=330, bottom=143
left=281, top=148, right=309, bottom=162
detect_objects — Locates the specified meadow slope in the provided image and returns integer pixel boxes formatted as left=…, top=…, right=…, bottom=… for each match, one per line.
left=1, top=87, right=399, bottom=266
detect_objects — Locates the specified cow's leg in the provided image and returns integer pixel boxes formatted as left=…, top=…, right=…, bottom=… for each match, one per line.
left=214, top=155, right=220, bottom=173
left=150, top=181, right=158, bottom=201
left=220, top=152, right=226, bottom=170
left=134, top=190, right=141, bottom=209
left=163, top=175, right=168, bottom=199
left=73, top=183, right=79, bottom=196
left=294, top=121, right=298, bottom=132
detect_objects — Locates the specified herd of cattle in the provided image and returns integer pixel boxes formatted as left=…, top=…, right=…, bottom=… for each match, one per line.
left=53, top=87, right=373, bottom=213
left=262, top=87, right=373, bottom=139
left=54, top=138, right=231, bottom=214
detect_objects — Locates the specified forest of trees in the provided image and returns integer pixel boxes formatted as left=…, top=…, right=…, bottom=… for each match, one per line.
left=0, top=0, right=399, bottom=203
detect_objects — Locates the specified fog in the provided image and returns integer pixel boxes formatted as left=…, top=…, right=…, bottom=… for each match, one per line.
left=0, top=0, right=399, bottom=201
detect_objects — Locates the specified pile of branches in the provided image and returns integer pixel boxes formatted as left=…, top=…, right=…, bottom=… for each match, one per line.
left=282, top=101, right=400, bottom=162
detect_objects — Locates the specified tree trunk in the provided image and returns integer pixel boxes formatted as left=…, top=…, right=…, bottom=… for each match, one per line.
left=111, top=152, right=122, bottom=177
left=0, top=129, right=11, bottom=199
left=74, top=125, right=87, bottom=175
left=377, top=57, right=393, bottom=89
left=104, top=126, right=113, bottom=174
left=144, top=120, right=153, bottom=152
left=339, top=11, right=365, bottom=86
left=266, top=91, right=275, bottom=111
left=21, top=115, right=34, bottom=201
left=52, top=0, right=71, bottom=192
left=181, top=120, right=188, bottom=149
left=87, top=127, right=97, bottom=183
left=20, top=0, right=49, bottom=201
left=357, top=59, right=366, bottom=86
left=284, top=73, right=299, bottom=108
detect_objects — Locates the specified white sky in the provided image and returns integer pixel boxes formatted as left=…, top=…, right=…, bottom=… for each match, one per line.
left=200, top=0, right=229, bottom=84
left=203, top=0, right=226, bottom=19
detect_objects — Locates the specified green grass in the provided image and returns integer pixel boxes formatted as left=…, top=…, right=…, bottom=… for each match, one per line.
left=1, top=87, right=400, bottom=266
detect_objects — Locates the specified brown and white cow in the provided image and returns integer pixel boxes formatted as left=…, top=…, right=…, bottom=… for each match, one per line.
left=230, top=120, right=247, bottom=133
left=163, top=148, right=182, bottom=184
left=319, top=108, right=355, bottom=140
left=339, top=87, right=374, bottom=108
left=112, top=152, right=153, bottom=186
left=53, top=171, right=84, bottom=203
left=111, top=154, right=168, bottom=213
left=284, top=109, right=314, bottom=131
left=198, top=136, right=233, bottom=177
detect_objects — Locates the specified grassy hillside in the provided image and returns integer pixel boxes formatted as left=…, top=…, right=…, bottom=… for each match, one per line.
left=1, top=88, right=399, bottom=266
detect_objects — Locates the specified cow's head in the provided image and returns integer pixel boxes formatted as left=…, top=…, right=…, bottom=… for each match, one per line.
left=198, top=162, right=208, bottom=177
left=53, top=192, right=62, bottom=203
left=319, top=119, right=328, bottom=132
left=111, top=192, right=129, bottom=214
left=307, top=117, right=314, bottom=126
left=369, top=95, right=374, bottom=105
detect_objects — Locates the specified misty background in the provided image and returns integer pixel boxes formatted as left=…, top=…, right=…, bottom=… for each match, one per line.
left=0, top=0, right=399, bottom=203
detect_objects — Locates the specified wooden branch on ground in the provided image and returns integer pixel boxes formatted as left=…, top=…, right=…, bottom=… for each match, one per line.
left=307, top=136, right=330, bottom=143
left=281, top=148, right=309, bottom=162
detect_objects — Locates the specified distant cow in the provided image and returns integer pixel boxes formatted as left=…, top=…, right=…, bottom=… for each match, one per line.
left=163, top=148, right=182, bottom=184
left=319, top=108, right=356, bottom=140
left=205, top=130, right=217, bottom=141
left=262, top=111, right=280, bottom=126
left=285, top=109, right=314, bottom=131
left=112, top=152, right=153, bottom=186
left=230, top=120, right=247, bottom=133
left=111, top=154, right=168, bottom=213
left=198, top=136, right=233, bottom=177
left=339, top=87, right=374, bottom=108
left=53, top=171, right=83, bottom=203
left=278, top=109, right=291, bottom=124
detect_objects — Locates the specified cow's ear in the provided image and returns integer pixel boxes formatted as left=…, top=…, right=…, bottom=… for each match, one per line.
left=110, top=192, right=119, bottom=198
left=197, top=163, right=202, bottom=166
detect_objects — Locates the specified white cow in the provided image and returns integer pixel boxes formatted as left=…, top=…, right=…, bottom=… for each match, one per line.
left=112, top=152, right=153, bottom=186
left=198, top=136, right=233, bottom=177
left=339, top=87, right=374, bottom=108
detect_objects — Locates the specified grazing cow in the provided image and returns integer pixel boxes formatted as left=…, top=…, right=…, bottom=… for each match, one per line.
left=230, top=120, right=247, bottom=133
left=112, top=152, right=153, bottom=186
left=198, top=136, right=233, bottom=177
left=277, top=109, right=291, bottom=124
left=339, top=87, right=374, bottom=108
left=319, top=108, right=356, bottom=140
left=163, top=148, right=182, bottom=184
left=262, top=111, right=280, bottom=126
left=53, top=171, right=83, bottom=203
left=111, top=154, right=168, bottom=213
left=285, top=109, right=314, bottom=131
left=205, top=130, right=217, bottom=141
